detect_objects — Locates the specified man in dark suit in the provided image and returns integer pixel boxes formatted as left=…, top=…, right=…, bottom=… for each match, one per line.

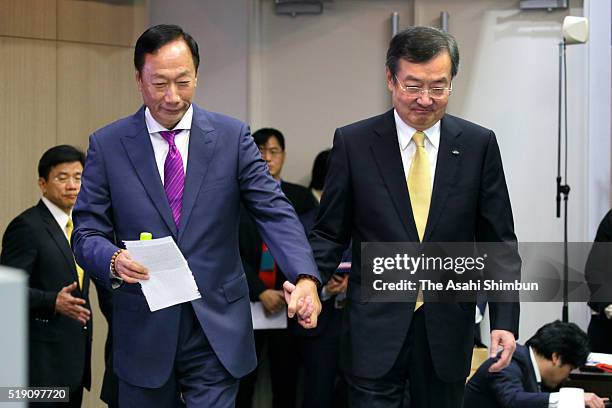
left=1, top=145, right=91, bottom=407
left=585, top=209, right=612, bottom=353
left=72, top=25, right=321, bottom=407
left=236, top=128, right=319, bottom=408
left=309, top=26, right=521, bottom=407
left=464, top=320, right=607, bottom=408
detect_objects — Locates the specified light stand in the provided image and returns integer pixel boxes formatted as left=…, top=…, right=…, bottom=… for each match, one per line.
left=556, top=16, right=588, bottom=323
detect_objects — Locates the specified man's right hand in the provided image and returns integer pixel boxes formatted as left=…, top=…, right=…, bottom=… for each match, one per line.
left=114, top=250, right=148, bottom=284
left=584, top=392, right=608, bottom=408
left=55, top=282, right=91, bottom=325
left=259, top=289, right=285, bottom=315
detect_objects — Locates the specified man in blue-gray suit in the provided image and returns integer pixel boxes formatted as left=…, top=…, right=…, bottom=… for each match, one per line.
left=72, top=24, right=321, bottom=408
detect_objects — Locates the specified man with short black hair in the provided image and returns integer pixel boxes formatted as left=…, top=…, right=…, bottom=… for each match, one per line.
left=72, top=24, right=321, bottom=407
left=1, top=145, right=90, bottom=407
left=309, top=26, right=521, bottom=407
left=464, top=321, right=608, bottom=408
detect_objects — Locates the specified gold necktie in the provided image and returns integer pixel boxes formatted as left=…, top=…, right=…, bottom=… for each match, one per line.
left=66, top=218, right=84, bottom=290
left=407, top=131, right=431, bottom=310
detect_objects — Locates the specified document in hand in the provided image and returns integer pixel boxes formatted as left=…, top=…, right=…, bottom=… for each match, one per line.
left=124, top=236, right=201, bottom=312
left=250, top=302, right=287, bottom=330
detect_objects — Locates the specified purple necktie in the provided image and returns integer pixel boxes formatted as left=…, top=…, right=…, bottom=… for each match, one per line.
left=160, top=130, right=184, bottom=228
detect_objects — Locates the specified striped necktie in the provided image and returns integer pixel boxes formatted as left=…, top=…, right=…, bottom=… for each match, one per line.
left=160, top=130, right=185, bottom=228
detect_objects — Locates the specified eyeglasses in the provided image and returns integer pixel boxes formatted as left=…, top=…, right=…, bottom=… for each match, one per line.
left=53, top=175, right=82, bottom=185
left=394, top=76, right=452, bottom=99
left=258, top=147, right=283, bottom=157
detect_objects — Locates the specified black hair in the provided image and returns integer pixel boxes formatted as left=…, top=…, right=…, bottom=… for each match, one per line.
left=252, top=128, right=285, bottom=151
left=386, top=26, right=459, bottom=80
left=38, top=145, right=85, bottom=180
left=134, top=24, right=200, bottom=73
left=309, top=149, right=331, bottom=190
left=525, top=320, right=590, bottom=368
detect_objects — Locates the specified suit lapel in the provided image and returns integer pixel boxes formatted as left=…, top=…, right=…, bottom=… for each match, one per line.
left=37, top=201, right=80, bottom=292
left=423, top=115, right=462, bottom=241
left=370, top=110, right=420, bottom=241
left=121, top=108, right=178, bottom=237
left=178, top=107, right=217, bottom=243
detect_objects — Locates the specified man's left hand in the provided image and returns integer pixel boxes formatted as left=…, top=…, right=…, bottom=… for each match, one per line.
left=283, top=279, right=322, bottom=329
left=488, top=329, right=516, bottom=372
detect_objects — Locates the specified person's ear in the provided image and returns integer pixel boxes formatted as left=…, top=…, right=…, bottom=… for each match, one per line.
left=551, top=352, right=561, bottom=366
left=385, top=68, right=394, bottom=92
left=38, top=177, right=47, bottom=195
left=135, top=71, right=143, bottom=91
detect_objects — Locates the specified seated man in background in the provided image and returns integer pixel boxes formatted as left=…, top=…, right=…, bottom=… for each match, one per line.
left=464, top=320, right=608, bottom=408
left=236, top=128, right=318, bottom=408
left=585, top=209, right=612, bottom=354
left=1, top=145, right=91, bottom=407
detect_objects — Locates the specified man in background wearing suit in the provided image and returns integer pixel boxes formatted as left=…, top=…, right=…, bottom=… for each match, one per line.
left=585, top=209, right=612, bottom=354
left=72, top=24, right=321, bottom=407
left=464, top=321, right=607, bottom=408
left=1, top=145, right=91, bottom=407
left=309, top=26, right=521, bottom=407
left=236, top=128, right=318, bottom=408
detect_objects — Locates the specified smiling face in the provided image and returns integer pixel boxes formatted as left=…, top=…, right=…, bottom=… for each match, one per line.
left=386, top=52, right=452, bottom=131
left=38, top=161, right=83, bottom=214
left=136, top=39, right=197, bottom=129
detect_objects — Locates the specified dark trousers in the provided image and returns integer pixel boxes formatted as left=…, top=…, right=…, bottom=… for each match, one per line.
left=236, top=328, right=300, bottom=408
left=345, top=307, right=465, bottom=408
left=300, top=306, right=347, bottom=408
left=118, top=303, right=238, bottom=408
left=588, top=314, right=612, bottom=354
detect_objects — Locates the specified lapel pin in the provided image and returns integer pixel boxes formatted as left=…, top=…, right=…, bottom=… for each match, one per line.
left=452, top=150, right=460, bottom=156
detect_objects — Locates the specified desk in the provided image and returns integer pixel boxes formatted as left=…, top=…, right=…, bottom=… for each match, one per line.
left=564, top=368, right=612, bottom=399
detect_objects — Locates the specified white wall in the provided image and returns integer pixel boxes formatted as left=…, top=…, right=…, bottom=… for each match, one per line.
left=250, top=0, right=413, bottom=184
left=585, top=0, right=612, bottom=238
left=149, top=0, right=250, bottom=122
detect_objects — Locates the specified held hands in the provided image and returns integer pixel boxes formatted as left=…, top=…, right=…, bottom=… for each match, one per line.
left=259, top=289, right=285, bottom=315
left=283, top=279, right=322, bottom=329
left=114, top=250, right=148, bottom=284
left=55, top=282, right=90, bottom=325
left=488, top=329, right=517, bottom=372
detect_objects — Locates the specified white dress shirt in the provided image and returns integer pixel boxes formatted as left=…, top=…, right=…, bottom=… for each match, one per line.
left=393, top=109, right=440, bottom=189
left=145, top=105, right=193, bottom=182
left=529, top=346, right=560, bottom=408
left=41, top=196, right=70, bottom=239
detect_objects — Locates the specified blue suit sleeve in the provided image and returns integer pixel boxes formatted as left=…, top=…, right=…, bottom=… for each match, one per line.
left=236, top=124, right=320, bottom=284
left=72, top=132, right=121, bottom=290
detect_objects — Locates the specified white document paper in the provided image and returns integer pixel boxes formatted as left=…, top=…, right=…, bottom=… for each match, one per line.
left=124, top=236, right=201, bottom=312
left=250, top=302, right=287, bottom=330
left=586, top=352, right=612, bottom=366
